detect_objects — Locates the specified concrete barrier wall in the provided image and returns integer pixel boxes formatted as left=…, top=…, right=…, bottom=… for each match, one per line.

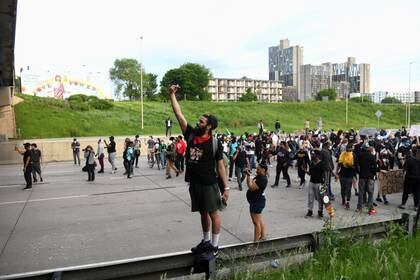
left=0, top=136, right=171, bottom=165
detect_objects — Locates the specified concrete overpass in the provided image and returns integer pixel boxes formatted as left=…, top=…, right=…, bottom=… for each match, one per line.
left=0, top=0, right=17, bottom=140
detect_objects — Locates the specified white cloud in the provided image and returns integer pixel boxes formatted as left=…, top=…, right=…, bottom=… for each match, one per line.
left=15, top=0, right=420, bottom=92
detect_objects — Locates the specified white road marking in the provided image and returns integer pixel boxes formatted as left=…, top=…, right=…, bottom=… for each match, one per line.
left=0, top=194, right=89, bottom=206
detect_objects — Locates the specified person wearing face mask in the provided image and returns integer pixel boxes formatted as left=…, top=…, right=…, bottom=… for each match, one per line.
left=168, top=85, right=229, bottom=258
left=376, top=150, right=390, bottom=204
left=355, top=143, right=377, bottom=215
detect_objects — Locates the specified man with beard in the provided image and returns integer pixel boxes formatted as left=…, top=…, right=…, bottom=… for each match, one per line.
left=169, top=85, right=229, bottom=257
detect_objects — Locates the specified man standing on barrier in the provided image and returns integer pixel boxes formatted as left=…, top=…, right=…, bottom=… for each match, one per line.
left=169, top=84, right=229, bottom=257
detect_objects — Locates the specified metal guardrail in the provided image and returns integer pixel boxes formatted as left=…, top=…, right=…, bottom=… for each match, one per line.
left=0, top=213, right=417, bottom=280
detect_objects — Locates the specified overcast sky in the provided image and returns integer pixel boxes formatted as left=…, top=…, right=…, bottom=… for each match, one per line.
left=15, top=0, right=420, bottom=92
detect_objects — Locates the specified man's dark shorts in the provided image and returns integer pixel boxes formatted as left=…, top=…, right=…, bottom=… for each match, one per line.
left=189, top=182, right=222, bottom=212
left=32, top=163, right=41, bottom=174
left=249, top=200, right=266, bottom=214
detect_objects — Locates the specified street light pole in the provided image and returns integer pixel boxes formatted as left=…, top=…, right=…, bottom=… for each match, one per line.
left=345, top=92, right=348, bottom=125
left=408, top=62, right=414, bottom=128
left=140, top=36, right=144, bottom=129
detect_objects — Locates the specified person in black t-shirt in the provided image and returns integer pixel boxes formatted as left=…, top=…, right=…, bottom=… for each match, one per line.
left=305, top=150, right=326, bottom=218
left=104, top=136, right=117, bottom=173
left=233, top=144, right=249, bottom=191
left=31, top=143, right=43, bottom=183
left=271, top=141, right=291, bottom=188
left=15, top=142, right=33, bottom=190
left=169, top=84, right=229, bottom=257
left=246, top=163, right=268, bottom=242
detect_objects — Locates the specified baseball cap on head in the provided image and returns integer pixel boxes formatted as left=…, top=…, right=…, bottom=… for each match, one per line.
left=203, top=114, right=218, bottom=130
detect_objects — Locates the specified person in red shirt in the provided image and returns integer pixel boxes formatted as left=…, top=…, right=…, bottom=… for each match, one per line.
left=175, top=135, right=187, bottom=173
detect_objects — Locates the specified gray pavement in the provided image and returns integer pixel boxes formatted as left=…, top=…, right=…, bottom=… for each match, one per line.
left=0, top=158, right=416, bottom=275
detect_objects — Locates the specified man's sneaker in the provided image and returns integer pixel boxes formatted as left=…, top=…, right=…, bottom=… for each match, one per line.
left=398, top=204, right=406, bottom=210
left=376, top=197, right=383, bottom=202
left=191, top=240, right=212, bottom=255
left=368, top=208, right=377, bottom=215
left=355, top=191, right=359, bottom=196
left=384, top=200, right=389, bottom=205
left=318, top=211, right=323, bottom=218
left=271, top=184, right=278, bottom=188
left=40, top=177, right=43, bottom=182
left=166, top=175, right=172, bottom=179
left=345, top=202, right=350, bottom=210
left=305, top=210, right=313, bottom=217
left=286, top=184, right=291, bottom=188
left=23, top=186, right=32, bottom=190
left=373, top=202, right=378, bottom=207
left=211, top=245, right=219, bottom=257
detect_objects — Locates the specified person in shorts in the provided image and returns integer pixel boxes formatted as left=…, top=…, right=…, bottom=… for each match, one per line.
left=246, top=163, right=268, bottom=242
left=169, top=84, right=229, bottom=257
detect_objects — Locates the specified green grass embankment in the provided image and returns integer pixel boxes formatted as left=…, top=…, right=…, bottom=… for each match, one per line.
left=254, top=226, right=420, bottom=280
left=14, top=94, right=420, bottom=139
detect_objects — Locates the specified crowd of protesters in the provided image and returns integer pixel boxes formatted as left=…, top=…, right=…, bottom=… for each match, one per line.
left=14, top=118, right=420, bottom=245
left=16, top=123, right=420, bottom=215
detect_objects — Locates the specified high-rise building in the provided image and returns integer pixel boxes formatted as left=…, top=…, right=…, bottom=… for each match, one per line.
left=268, top=39, right=303, bottom=100
left=207, top=78, right=282, bottom=102
left=331, top=57, right=370, bottom=98
left=300, top=64, right=331, bottom=101
left=299, top=57, right=370, bottom=101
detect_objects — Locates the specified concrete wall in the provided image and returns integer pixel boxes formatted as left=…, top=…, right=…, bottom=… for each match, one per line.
left=0, top=86, right=16, bottom=139
left=0, top=136, right=171, bottom=165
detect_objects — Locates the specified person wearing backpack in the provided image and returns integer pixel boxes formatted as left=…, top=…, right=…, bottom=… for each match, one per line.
left=169, top=84, right=229, bottom=258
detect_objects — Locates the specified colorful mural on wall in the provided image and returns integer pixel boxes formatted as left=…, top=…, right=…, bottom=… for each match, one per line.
left=21, top=71, right=112, bottom=99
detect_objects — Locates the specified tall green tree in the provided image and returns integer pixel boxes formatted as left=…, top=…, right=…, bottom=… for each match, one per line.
left=315, top=88, right=337, bottom=101
left=159, top=63, right=212, bottom=100
left=109, top=58, right=157, bottom=100
left=239, top=88, right=258, bottom=101
left=144, top=73, right=158, bottom=100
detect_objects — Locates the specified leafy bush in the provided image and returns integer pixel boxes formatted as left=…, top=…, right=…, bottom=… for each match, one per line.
left=349, top=97, right=373, bottom=103
left=68, top=94, right=89, bottom=102
left=88, top=98, right=114, bottom=110
left=315, top=88, right=337, bottom=101
left=239, top=88, right=258, bottom=101
left=66, top=94, right=113, bottom=110
left=381, top=97, right=402, bottom=104
left=69, top=101, right=90, bottom=111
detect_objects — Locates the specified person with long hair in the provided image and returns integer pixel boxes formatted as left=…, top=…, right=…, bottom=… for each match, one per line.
left=246, top=163, right=268, bottom=242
